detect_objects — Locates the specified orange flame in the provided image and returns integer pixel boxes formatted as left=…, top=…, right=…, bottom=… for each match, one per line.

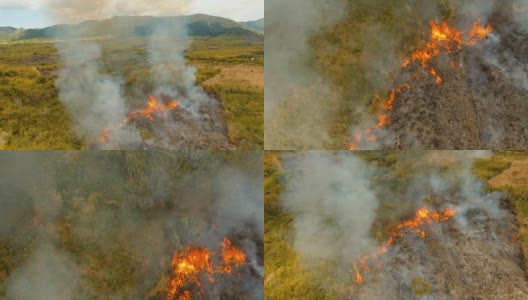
left=100, top=95, right=179, bottom=144
left=353, top=207, right=456, bottom=285
left=222, top=238, right=247, bottom=273
left=166, top=237, right=246, bottom=300
left=349, top=20, right=492, bottom=150
left=468, top=20, right=493, bottom=45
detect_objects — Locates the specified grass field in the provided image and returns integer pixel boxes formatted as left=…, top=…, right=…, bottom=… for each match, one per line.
left=0, top=35, right=263, bottom=149
left=264, top=151, right=528, bottom=299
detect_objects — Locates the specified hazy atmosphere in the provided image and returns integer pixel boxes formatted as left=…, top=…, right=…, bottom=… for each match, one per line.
left=0, top=0, right=264, bottom=27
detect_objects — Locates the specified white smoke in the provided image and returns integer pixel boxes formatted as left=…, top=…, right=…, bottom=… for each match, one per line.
left=264, top=0, right=347, bottom=149
left=280, top=151, right=378, bottom=270
left=48, top=0, right=227, bottom=148
left=6, top=243, right=82, bottom=300
left=55, top=41, right=141, bottom=146
left=147, top=21, right=211, bottom=118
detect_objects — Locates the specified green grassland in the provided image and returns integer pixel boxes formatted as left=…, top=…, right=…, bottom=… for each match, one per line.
left=0, top=151, right=261, bottom=299
left=264, top=151, right=528, bottom=299
left=0, top=35, right=263, bottom=149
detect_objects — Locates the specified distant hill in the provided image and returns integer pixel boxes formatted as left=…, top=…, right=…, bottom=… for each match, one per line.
left=240, top=19, right=264, bottom=32
left=2, top=14, right=263, bottom=42
left=0, top=26, right=17, bottom=38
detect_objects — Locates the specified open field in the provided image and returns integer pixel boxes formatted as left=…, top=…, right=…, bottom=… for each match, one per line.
left=0, top=35, right=263, bottom=149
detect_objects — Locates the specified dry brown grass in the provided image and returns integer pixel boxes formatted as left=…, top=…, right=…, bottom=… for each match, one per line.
left=203, top=63, right=263, bottom=88
left=489, top=159, right=528, bottom=188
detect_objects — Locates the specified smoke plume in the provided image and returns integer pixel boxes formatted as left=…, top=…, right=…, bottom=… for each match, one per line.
left=264, top=0, right=347, bottom=149
left=50, top=0, right=231, bottom=149
left=55, top=41, right=140, bottom=146
left=280, top=151, right=378, bottom=273
left=0, top=151, right=263, bottom=299
left=278, top=151, right=528, bottom=298
left=267, top=0, right=528, bottom=150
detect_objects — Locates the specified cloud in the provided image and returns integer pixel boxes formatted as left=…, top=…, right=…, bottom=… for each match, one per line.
left=46, top=0, right=193, bottom=22
left=0, top=0, right=42, bottom=9
left=0, top=0, right=263, bottom=22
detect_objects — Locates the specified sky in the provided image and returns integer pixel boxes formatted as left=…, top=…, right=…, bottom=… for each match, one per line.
left=0, top=0, right=263, bottom=28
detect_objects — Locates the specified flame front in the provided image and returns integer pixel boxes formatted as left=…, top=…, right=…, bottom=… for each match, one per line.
left=349, top=20, right=492, bottom=150
left=166, top=238, right=246, bottom=300
left=353, top=207, right=456, bottom=285
left=100, top=95, right=179, bottom=144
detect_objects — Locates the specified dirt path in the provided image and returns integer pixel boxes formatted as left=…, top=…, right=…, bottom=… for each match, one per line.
left=489, top=159, right=528, bottom=188
left=203, top=64, right=263, bottom=88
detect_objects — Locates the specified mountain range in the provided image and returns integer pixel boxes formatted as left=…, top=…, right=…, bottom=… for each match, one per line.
left=0, top=14, right=263, bottom=41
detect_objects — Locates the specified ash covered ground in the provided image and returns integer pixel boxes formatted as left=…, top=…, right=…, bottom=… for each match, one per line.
left=352, top=195, right=528, bottom=300
left=389, top=9, right=528, bottom=150
left=265, top=151, right=528, bottom=299
left=103, top=95, right=235, bottom=150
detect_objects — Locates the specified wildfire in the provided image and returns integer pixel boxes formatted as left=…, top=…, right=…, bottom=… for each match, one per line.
left=100, top=95, right=179, bottom=144
left=166, top=237, right=247, bottom=300
left=353, top=207, right=456, bottom=285
left=349, top=20, right=492, bottom=150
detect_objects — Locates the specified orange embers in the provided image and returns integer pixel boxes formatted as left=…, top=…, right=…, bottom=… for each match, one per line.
left=349, top=20, right=492, bottom=150
left=100, top=95, right=179, bottom=143
left=353, top=207, right=456, bottom=285
left=166, top=238, right=247, bottom=300
left=222, top=238, right=246, bottom=273
left=468, top=20, right=493, bottom=45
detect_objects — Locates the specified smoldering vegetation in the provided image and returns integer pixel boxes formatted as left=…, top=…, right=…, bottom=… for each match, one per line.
left=264, top=0, right=347, bottom=149
left=51, top=1, right=234, bottom=150
left=266, top=0, right=528, bottom=150
left=388, top=0, right=528, bottom=150
left=272, top=151, right=528, bottom=299
left=0, top=151, right=263, bottom=299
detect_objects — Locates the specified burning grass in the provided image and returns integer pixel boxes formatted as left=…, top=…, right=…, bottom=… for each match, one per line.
left=353, top=207, right=456, bottom=285
left=0, top=151, right=264, bottom=299
left=100, top=95, right=179, bottom=144
left=0, top=35, right=262, bottom=150
left=265, top=151, right=528, bottom=299
left=348, top=20, right=493, bottom=150
left=167, top=238, right=247, bottom=300
left=305, top=1, right=524, bottom=150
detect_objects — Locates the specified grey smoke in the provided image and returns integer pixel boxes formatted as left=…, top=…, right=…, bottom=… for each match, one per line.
left=265, top=0, right=347, bottom=149
left=280, top=151, right=378, bottom=271
left=50, top=0, right=218, bottom=149
left=0, top=152, right=85, bottom=299
left=148, top=22, right=211, bottom=118
left=279, top=150, right=503, bottom=289
left=266, top=0, right=528, bottom=150
left=0, top=151, right=263, bottom=299
left=55, top=41, right=141, bottom=146
left=6, top=243, right=82, bottom=300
